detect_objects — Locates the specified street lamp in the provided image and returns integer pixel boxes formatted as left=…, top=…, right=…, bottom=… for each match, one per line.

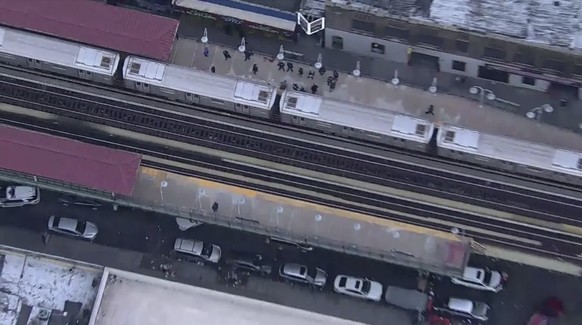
left=276, top=45, right=285, bottom=61
left=314, top=53, right=323, bottom=70
left=201, top=28, right=208, bottom=44
left=526, top=104, right=553, bottom=121
left=469, top=86, right=495, bottom=108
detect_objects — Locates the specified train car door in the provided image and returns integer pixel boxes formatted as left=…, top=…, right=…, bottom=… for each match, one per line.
left=77, top=70, right=93, bottom=81
left=135, top=82, right=151, bottom=93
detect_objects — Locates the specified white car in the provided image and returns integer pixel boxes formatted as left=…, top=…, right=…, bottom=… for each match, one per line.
left=451, top=266, right=505, bottom=292
left=435, top=298, right=489, bottom=322
left=174, top=238, right=221, bottom=263
left=333, top=275, right=383, bottom=302
left=0, top=186, right=40, bottom=207
left=47, top=216, right=98, bottom=240
left=279, top=263, right=327, bottom=287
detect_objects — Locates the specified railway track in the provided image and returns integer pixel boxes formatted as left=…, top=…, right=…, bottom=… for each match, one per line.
left=1, top=114, right=581, bottom=264
left=0, top=73, right=581, bottom=224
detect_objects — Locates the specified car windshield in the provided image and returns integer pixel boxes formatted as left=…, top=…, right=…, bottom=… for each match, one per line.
left=75, top=221, right=86, bottom=234
left=482, top=270, right=492, bottom=284
left=201, top=243, right=213, bottom=258
left=361, top=280, right=371, bottom=294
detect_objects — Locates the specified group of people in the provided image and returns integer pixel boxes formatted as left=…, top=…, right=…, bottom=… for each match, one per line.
left=209, top=45, right=342, bottom=95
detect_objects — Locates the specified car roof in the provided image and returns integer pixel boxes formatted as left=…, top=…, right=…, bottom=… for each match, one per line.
left=463, top=267, right=484, bottom=280
left=283, top=263, right=306, bottom=276
left=57, top=217, right=78, bottom=231
left=8, top=186, right=35, bottom=199
left=174, top=238, right=203, bottom=254
left=448, top=298, right=474, bottom=313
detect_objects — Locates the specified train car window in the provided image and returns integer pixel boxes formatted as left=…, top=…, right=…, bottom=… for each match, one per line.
left=211, top=98, right=225, bottom=105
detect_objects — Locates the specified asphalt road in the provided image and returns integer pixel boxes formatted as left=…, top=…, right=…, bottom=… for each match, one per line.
left=0, top=188, right=581, bottom=325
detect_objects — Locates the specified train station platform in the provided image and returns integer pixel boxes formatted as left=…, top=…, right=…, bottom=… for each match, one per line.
left=171, top=37, right=582, bottom=151
left=129, top=166, right=471, bottom=277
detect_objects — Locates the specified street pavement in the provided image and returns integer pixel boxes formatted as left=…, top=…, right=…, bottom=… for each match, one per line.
left=174, top=15, right=582, bottom=134
left=0, top=187, right=581, bottom=324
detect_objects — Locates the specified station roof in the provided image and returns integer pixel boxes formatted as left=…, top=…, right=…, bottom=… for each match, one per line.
left=0, top=125, right=141, bottom=195
left=0, top=0, right=179, bottom=61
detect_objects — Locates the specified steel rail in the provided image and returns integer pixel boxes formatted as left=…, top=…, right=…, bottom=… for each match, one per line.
left=0, top=74, right=581, bottom=223
left=1, top=114, right=580, bottom=264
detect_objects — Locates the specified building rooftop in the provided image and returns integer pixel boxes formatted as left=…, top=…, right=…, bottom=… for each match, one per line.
left=89, top=268, right=367, bottom=325
left=329, top=0, right=582, bottom=50
left=0, top=125, right=142, bottom=195
left=0, top=248, right=102, bottom=325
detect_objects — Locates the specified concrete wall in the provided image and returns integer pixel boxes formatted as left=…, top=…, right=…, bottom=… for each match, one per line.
left=325, top=28, right=554, bottom=92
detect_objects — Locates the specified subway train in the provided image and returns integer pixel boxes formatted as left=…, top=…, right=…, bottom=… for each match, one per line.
left=0, top=25, right=581, bottom=187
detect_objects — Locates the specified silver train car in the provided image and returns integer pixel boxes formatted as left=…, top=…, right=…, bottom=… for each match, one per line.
left=0, top=27, right=119, bottom=85
left=122, top=56, right=277, bottom=119
left=436, top=124, right=582, bottom=186
left=279, top=90, right=435, bottom=152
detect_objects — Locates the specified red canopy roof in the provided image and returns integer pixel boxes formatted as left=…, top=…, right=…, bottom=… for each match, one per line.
left=0, top=0, right=179, bottom=61
left=0, top=125, right=142, bottom=195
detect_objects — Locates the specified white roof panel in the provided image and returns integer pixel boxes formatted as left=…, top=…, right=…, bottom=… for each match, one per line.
left=280, top=91, right=434, bottom=143
left=438, top=125, right=582, bottom=176
left=0, top=27, right=119, bottom=75
left=123, top=57, right=166, bottom=84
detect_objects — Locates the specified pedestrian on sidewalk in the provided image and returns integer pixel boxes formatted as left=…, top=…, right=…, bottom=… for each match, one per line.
left=298, top=67, right=304, bottom=76
left=223, top=50, right=231, bottom=60
left=333, top=70, right=339, bottom=80
left=211, top=66, right=216, bottom=73
left=311, top=84, right=318, bottom=94
left=307, top=70, right=315, bottom=79
left=327, top=76, right=334, bottom=86
left=252, top=64, right=258, bottom=75
left=203, top=46, right=209, bottom=57
left=425, top=104, right=435, bottom=115
left=244, top=51, right=251, bottom=61
left=286, top=62, right=294, bottom=72
left=318, top=66, right=326, bottom=76
left=277, top=61, right=285, bottom=71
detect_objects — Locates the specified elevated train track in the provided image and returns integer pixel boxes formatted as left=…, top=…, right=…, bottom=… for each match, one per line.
left=0, top=72, right=581, bottom=221
left=1, top=105, right=581, bottom=265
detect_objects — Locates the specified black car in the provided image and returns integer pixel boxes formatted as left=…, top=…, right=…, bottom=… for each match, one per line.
left=227, top=253, right=273, bottom=275
left=58, top=195, right=102, bottom=210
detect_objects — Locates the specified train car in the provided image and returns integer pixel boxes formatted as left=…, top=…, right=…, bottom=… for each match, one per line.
left=0, top=27, right=119, bottom=85
left=279, top=90, right=435, bottom=152
left=436, top=124, right=582, bottom=186
left=122, top=56, right=277, bottom=119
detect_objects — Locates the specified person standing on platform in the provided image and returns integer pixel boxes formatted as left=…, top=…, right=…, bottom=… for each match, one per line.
left=203, top=46, right=209, bottom=57
left=244, top=51, right=251, bottom=61
left=286, top=62, right=294, bottom=72
left=223, top=50, right=231, bottom=60
left=211, top=66, right=216, bottom=73
left=298, top=67, right=304, bottom=76
left=277, top=61, right=285, bottom=71
left=307, top=70, right=315, bottom=79
left=318, top=66, right=326, bottom=76
left=425, top=104, right=435, bottom=115
left=311, top=84, right=318, bottom=94
left=252, top=64, right=258, bottom=75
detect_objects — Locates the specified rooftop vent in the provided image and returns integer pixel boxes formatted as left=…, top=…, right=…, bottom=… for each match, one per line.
left=100, top=56, right=112, bottom=68
left=286, top=96, right=298, bottom=109
left=415, top=124, right=426, bottom=136
left=444, top=130, right=455, bottom=142
left=258, top=90, right=269, bottom=103
left=129, top=62, right=141, bottom=74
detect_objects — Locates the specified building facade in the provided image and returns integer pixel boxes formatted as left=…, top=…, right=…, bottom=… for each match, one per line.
left=324, top=0, right=582, bottom=99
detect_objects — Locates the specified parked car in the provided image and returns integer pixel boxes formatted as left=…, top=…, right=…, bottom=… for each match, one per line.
left=278, top=263, right=327, bottom=287
left=47, top=216, right=98, bottom=240
left=267, top=236, right=313, bottom=252
left=174, top=238, right=221, bottom=263
left=175, top=217, right=203, bottom=231
left=227, top=253, right=272, bottom=275
left=0, top=185, right=40, bottom=207
left=433, top=298, right=489, bottom=322
left=451, top=266, right=506, bottom=292
left=384, top=285, right=431, bottom=322
left=58, top=195, right=102, bottom=210
left=333, top=275, right=383, bottom=302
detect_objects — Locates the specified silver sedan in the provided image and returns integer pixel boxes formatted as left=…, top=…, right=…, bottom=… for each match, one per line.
left=48, top=216, right=98, bottom=240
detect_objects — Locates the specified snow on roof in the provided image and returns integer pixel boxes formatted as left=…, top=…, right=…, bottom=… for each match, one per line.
left=330, top=0, right=582, bottom=50
left=0, top=249, right=102, bottom=325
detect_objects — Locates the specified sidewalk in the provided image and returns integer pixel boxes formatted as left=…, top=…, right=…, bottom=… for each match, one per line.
left=177, top=15, right=582, bottom=135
